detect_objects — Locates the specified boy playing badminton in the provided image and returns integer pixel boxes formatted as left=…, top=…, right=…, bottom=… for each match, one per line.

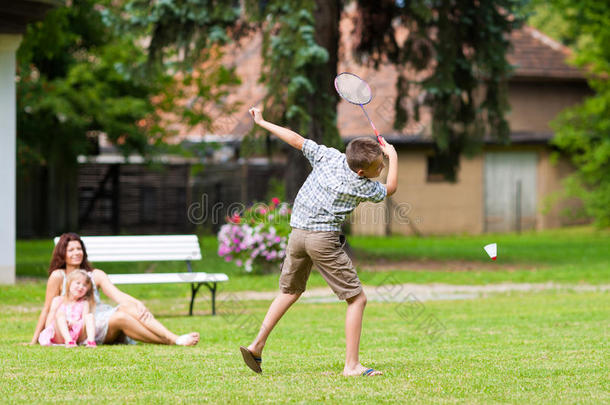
left=240, top=107, right=397, bottom=377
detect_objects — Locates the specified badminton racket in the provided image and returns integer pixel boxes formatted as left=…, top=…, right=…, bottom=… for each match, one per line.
left=334, top=72, right=384, bottom=146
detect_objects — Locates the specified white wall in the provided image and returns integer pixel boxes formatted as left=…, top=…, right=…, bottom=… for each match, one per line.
left=0, top=34, right=22, bottom=284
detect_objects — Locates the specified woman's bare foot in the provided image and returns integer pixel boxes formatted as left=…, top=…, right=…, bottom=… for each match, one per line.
left=342, top=364, right=383, bottom=377
left=175, top=332, right=200, bottom=346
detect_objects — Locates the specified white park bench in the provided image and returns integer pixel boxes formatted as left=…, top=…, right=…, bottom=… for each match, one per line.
left=54, top=235, right=228, bottom=316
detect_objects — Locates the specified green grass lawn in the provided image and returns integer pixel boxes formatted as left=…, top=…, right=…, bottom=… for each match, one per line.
left=3, top=227, right=608, bottom=403
left=15, top=226, right=610, bottom=294
left=1, top=290, right=607, bottom=404
left=351, top=226, right=610, bottom=284
left=351, top=226, right=610, bottom=265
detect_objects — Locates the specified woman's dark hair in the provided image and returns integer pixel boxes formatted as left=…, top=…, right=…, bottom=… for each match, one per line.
left=48, top=233, right=94, bottom=275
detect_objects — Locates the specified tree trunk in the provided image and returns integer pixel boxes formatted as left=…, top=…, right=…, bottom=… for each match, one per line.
left=46, top=145, right=78, bottom=236
left=285, top=0, right=341, bottom=202
left=311, top=0, right=340, bottom=145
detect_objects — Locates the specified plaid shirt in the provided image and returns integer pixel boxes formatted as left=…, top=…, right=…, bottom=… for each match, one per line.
left=290, top=139, right=387, bottom=231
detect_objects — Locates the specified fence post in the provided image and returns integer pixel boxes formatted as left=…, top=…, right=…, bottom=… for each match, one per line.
left=515, top=180, right=522, bottom=233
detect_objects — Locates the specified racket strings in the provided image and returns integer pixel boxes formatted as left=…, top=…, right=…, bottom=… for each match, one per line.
left=335, top=73, right=372, bottom=105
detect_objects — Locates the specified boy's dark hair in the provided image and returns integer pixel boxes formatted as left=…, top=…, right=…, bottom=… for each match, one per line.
left=346, top=137, right=382, bottom=171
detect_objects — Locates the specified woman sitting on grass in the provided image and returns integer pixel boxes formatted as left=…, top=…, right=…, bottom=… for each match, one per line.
left=28, top=233, right=199, bottom=346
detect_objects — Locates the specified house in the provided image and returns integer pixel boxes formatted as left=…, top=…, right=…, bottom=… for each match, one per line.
left=349, top=26, right=591, bottom=235
left=176, top=23, right=591, bottom=236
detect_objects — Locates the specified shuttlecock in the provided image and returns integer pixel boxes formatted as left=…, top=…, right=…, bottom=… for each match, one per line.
left=484, top=243, right=497, bottom=261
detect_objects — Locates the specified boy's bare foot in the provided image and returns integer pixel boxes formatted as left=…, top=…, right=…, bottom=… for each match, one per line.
left=342, top=364, right=383, bottom=377
left=175, top=332, right=199, bottom=346
left=246, top=344, right=263, bottom=358
left=240, top=346, right=263, bottom=373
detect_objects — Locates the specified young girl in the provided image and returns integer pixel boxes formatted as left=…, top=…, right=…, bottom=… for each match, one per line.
left=38, top=269, right=97, bottom=348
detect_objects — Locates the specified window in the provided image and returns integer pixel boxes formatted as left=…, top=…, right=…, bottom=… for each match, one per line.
left=426, top=154, right=458, bottom=183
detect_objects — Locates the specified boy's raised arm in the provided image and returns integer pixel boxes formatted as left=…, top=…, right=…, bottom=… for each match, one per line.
left=380, top=138, right=398, bottom=196
left=249, top=107, right=305, bottom=150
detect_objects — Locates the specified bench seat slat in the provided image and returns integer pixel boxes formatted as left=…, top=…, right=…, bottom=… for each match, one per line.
left=82, top=235, right=199, bottom=243
left=87, top=250, right=202, bottom=256
left=108, top=273, right=229, bottom=284
left=83, top=245, right=201, bottom=251
left=84, top=244, right=201, bottom=250
left=83, top=241, right=200, bottom=247
left=54, top=235, right=199, bottom=242
left=87, top=248, right=201, bottom=255
left=89, top=255, right=202, bottom=262
left=54, top=235, right=200, bottom=246
left=87, top=253, right=202, bottom=262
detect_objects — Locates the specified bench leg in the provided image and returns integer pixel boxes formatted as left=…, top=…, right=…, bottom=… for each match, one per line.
left=190, top=283, right=203, bottom=316
left=202, top=282, right=218, bottom=316
left=190, top=282, right=218, bottom=316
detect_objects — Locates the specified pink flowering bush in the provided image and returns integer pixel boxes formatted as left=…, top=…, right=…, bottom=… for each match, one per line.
left=217, top=198, right=291, bottom=273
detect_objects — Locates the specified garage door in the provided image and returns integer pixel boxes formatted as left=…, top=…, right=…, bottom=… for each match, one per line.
left=484, top=152, right=537, bottom=232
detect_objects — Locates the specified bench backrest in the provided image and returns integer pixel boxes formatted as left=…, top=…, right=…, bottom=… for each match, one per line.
left=53, top=235, right=202, bottom=262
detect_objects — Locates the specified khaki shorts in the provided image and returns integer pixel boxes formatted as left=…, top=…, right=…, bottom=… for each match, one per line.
left=279, top=228, right=362, bottom=300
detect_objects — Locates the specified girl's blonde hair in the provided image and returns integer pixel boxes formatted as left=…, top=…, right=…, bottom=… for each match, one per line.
left=65, top=269, right=95, bottom=310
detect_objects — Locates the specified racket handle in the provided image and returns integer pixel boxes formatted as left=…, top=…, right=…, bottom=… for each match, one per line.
left=374, top=130, right=384, bottom=146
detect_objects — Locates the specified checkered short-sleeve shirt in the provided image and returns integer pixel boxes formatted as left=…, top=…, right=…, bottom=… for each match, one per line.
left=290, top=139, right=387, bottom=231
